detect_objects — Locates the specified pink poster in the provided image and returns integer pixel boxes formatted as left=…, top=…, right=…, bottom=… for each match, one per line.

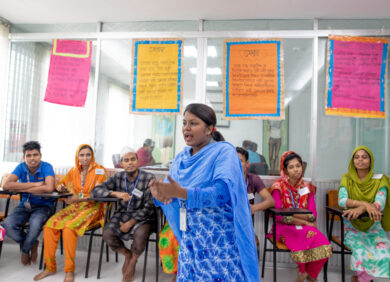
left=326, top=35, right=388, bottom=118
left=44, top=39, right=92, bottom=107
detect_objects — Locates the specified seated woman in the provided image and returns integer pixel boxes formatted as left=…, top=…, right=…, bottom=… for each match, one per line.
left=34, top=144, right=107, bottom=282
left=338, top=146, right=390, bottom=282
left=270, top=151, right=331, bottom=282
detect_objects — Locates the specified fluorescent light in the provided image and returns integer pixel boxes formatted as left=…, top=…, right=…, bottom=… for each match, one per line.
left=207, top=67, right=221, bottom=75
left=206, top=81, right=219, bottom=87
left=184, top=46, right=197, bottom=57
left=208, top=46, right=217, bottom=57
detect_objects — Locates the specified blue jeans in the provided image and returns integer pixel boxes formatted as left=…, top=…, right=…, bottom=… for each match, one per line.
left=3, top=205, right=54, bottom=254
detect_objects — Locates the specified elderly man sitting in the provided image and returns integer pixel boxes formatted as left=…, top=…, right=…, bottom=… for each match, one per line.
left=91, top=147, right=156, bottom=282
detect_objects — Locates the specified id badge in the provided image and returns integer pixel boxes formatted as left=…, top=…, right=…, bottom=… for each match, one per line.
left=132, top=189, right=143, bottom=198
left=298, top=187, right=310, bottom=196
left=179, top=207, right=187, bottom=232
left=295, top=225, right=303, bottom=230
left=24, top=201, right=31, bottom=210
left=78, top=193, right=84, bottom=198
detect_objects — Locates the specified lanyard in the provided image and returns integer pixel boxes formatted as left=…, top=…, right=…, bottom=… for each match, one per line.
left=81, top=170, right=88, bottom=193
left=289, top=189, right=298, bottom=209
left=26, top=173, right=31, bottom=202
left=124, top=171, right=140, bottom=195
left=124, top=171, right=141, bottom=209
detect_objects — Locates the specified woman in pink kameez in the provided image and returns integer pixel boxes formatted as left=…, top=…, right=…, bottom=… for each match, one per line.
left=270, top=151, right=332, bottom=282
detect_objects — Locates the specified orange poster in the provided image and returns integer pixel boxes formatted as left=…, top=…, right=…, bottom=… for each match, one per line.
left=223, top=39, right=284, bottom=119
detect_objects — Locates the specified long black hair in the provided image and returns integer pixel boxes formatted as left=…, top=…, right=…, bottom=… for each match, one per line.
left=184, top=103, right=225, bottom=142
left=283, top=152, right=303, bottom=169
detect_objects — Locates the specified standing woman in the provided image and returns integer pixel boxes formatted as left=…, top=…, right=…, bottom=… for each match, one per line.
left=150, top=103, right=259, bottom=282
left=270, top=151, right=332, bottom=282
left=34, top=144, right=107, bottom=282
left=339, top=146, right=390, bottom=282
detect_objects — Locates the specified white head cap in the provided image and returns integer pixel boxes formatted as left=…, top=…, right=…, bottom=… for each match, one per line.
left=120, top=146, right=136, bottom=160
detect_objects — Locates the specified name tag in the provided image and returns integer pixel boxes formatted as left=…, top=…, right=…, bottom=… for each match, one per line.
left=95, top=169, right=105, bottom=175
left=132, top=188, right=143, bottom=198
left=295, top=225, right=303, bottom=230
left=372, top=174, right=383, bottom=179
left=180, top=207, right=187, bottom=231
left=247, top=193, right=255, bottom=201
left=298, top=187, right=310, bottom=196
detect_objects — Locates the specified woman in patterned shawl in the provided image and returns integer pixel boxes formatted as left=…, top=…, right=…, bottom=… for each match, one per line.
left=150, top=103, right=259, bottom=282
left=270, top=151, right=331, bottom=282
left=34, top=144, right=107, bottom=282
left=338, top=146, right=390, bottom=282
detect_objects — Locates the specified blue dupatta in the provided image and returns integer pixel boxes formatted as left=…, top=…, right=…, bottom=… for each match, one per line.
left=156, top=141, right=260, bottom=282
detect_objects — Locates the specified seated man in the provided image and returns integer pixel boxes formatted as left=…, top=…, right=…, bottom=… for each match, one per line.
left=3, top=141, right=55, bottom=266
left=236, top=147, right=274, bottom=214
left=91, top=147, right=156, bottom=282
left=137, top=138, right=156, bottom=167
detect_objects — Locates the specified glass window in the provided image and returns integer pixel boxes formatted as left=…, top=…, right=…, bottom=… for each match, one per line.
left=204, top=20, right=313, bottom=31
left=3, top=41, right=97, bottom=166
left=206, top=38, right=313, bottom=176
left=10, top=23, right=97, bottom=33
left=316, top=37, right=389, bottom=179
left=318, top=19, right=390, bottom=30
left=102, top=21, right=198, bottom=32
left=95, top=39, right=197, bottom=168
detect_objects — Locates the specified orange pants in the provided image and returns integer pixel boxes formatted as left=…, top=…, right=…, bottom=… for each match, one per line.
left=43, top=226, right=78, bottom=273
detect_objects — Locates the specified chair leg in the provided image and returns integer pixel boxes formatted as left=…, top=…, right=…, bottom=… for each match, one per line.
left=261, top=237, right=267, bottom=278
left=85, top=230, right=95, bottom=278
left=39, top=241, right=44, bottom=270
left=142, top=240, right=149, bottom=282
left=155, top=233, right=159, bottom=282
left=115, top=251, right=118, bottom=263
left=341, top=251, right=345, bottom=282
left=106, top=243, right=109, bottom=262
left=0, top=241, right=3, bottom=259
left=97, top=237, right=105, bottom=279
left=323, top=260, right=328, bottom=282
left=60, top=230, right=63, bottom=255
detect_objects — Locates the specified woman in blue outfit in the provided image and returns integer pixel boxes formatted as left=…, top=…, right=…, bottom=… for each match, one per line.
left=150, top=103, right=259, bottom=282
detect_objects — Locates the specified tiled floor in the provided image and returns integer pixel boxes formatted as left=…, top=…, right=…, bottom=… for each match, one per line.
left=0, top=242, right=388, bottom=282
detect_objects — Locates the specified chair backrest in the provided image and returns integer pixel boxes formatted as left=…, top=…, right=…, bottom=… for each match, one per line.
left=248, top=162, right=269, bottom=175
left=327, top=189, right=341, bottom=221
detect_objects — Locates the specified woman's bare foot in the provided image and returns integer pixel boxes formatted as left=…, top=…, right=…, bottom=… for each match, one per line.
left=64, top=272, right=74, bottom=282
left=307, top=275, right=318, bottom=282
left=33, top=270, right=56, bottom=281
left=351, top=275, right=359, bottom=282
left=295, top=271, right=307, bottom=282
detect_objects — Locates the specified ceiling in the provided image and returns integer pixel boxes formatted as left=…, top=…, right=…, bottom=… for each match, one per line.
left=1, top=0, right=390, bottom=24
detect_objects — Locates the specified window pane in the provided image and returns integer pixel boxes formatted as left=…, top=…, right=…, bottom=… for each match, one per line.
left=206, top=38, right=312, bottom=176
left=96, top=39, right=197, bottom=167
left=10, top=23, right=97, bottom=33
left=316, top=37, right=388, bottom=179
left=318, top=19, right=390, bottom=30
left=4, top=41, right=96, bottom=166
left=204, top=20, right=313, bottom=31
left=102, top=21, right=198, bottom=32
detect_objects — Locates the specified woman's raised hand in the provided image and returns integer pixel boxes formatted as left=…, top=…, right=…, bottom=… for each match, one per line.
left=149, top=175, right=184, bottom=204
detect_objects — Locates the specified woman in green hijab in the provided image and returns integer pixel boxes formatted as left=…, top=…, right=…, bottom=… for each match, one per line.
left=338, top=146, right=390, bottom=282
